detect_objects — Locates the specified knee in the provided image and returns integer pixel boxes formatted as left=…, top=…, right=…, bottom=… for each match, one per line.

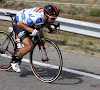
left=22, top=38, right=34, bottom=52
left=26, top=43, right=34, bottom=52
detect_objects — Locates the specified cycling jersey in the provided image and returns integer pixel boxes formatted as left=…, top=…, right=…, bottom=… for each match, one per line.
left=13, top=7, right=45, bottom=41
left=16, top=7, right=44, bottom=26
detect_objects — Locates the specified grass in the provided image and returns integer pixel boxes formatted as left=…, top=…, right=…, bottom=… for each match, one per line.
left=68, top=5, right=83, bottom=15
left=84, top=8, right=100, bottom=17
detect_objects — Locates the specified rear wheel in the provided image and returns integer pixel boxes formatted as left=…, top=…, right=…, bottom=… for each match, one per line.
left=30, top=38, right=63, bottom=83
left=0, top=31, right=15, bottom=70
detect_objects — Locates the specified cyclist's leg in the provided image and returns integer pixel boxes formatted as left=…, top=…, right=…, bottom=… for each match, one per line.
left=11, top=18, right=34, bottom=72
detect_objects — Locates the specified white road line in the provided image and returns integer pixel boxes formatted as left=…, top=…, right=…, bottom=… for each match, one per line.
left=62, top=68, right=100, bottom=79
left=1, top=54, right=100, bottom=79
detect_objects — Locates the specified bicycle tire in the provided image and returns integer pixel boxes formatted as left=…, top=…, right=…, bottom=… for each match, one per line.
left=30, top=38, right=63, bottom=83
left=0, top=30, right=15, bottom=70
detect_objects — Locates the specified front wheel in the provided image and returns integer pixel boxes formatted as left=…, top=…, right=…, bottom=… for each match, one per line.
left=30, top=38, right=63, bottom=83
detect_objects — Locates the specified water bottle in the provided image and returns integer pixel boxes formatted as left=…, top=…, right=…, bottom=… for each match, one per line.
left=8, top=27, right=13, bottom=32
left=16, top=37, right=24, bottom=49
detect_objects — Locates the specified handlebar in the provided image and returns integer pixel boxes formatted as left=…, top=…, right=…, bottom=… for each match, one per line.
left=51, top=23, right=60, bottom=30
left=52, top=23, right=60, bottom=29
left=48, top=23, right=60, bottom=34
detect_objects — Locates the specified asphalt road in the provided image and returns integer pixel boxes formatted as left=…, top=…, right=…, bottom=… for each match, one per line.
left=0, top=50, right=100, bottom=90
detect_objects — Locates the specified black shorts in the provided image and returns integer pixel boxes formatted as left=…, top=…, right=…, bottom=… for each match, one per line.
left=13, top=18, right=30, bottom=42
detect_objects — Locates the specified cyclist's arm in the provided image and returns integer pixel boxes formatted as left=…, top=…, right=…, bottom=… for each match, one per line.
left=17, top=21, right=34, bottom=33
left=17, top=15, right=43, bottom=34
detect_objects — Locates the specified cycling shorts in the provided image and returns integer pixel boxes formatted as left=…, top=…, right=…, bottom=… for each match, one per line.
left=13, top=18, right=30, bottom=42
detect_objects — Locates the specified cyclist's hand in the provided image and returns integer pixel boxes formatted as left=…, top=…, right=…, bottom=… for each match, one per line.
left=31, top=29, right=39, bottom=36
left=36, top=31, right=39, bottom=36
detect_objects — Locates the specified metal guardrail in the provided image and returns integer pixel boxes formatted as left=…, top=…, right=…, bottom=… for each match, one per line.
left=0, top=8, right=100, bottom=38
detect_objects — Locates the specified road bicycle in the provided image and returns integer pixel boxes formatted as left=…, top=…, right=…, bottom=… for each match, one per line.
left=0, top=12, right=63, bottom=83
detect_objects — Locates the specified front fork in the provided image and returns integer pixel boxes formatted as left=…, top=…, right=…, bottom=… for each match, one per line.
left=38, top=40, right=49, bottom=62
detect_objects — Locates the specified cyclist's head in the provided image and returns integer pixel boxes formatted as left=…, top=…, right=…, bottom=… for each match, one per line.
left=43, top=4, right=59, bottom=17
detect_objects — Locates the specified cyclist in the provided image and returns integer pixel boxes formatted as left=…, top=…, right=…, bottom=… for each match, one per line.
left=11, top=4, right=59, bottom=72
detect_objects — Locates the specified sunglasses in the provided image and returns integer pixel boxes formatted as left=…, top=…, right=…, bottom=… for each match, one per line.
left=48, top=15, right=57, bottom=20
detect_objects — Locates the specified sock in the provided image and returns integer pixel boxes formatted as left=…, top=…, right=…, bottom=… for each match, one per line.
left=11, top=55, right=22, bottom=65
